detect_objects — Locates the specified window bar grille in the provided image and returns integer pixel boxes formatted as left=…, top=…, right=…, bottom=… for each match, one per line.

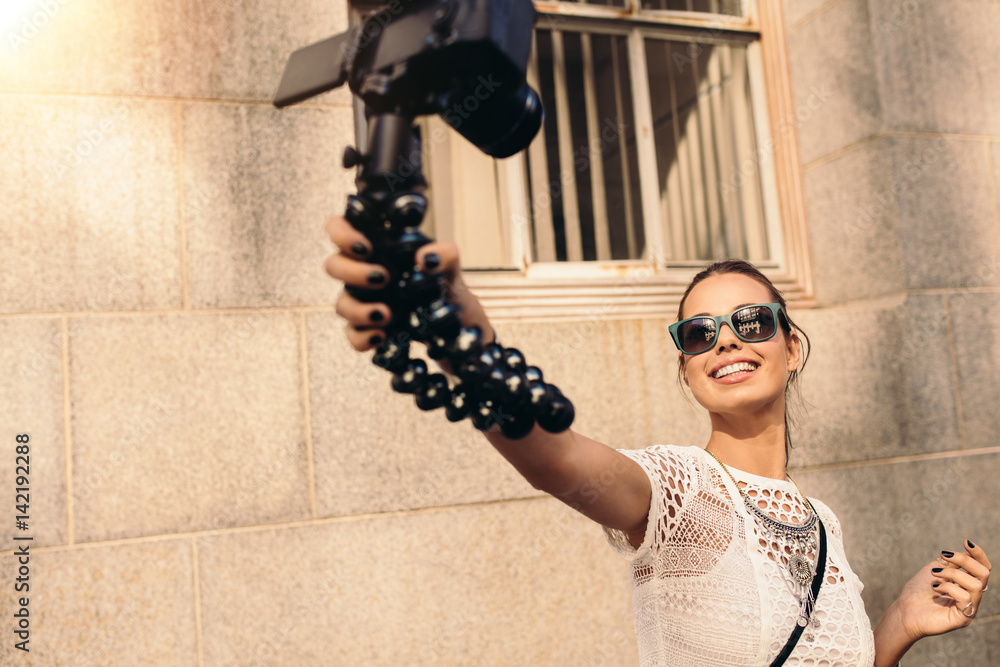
left=629, top=29, right=666, bottom=265
left=655, top=38, right=768, bottom=262
left=526, top=20, right=767, bottom=264
left=684, top=48, right=712, bottom=258
left=659, top=43, right=687, bottom=261
left=526, top=32, right=558, bottom=262
left=696, top=46, right=726, bottom=258
left=580, top=33, right=613, bottom=261
left=734, top=47, right=769, bottom=260
left=716, top=45, right=745, bottom=258
left=661, top=41, right=697, bottom=261
left=610, top=35, right=639, bottom=260
left=551, top=30, right=585, bottom=262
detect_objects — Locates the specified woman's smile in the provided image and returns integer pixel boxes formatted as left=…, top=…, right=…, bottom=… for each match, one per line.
left=709, top=357, right=760, bottom=383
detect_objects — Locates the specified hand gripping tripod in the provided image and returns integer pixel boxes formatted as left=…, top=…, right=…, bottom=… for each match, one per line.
left=340, top=112, right=574, bottom=439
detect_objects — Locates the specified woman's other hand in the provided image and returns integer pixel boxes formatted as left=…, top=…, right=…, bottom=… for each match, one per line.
left=873, top=540, right=990, bottom=666
left=918, top=540, right=992, bottom=632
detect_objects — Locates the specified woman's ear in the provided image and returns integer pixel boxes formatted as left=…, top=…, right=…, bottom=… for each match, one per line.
left=785, top=330, right=802, bottom=373
left=679, top=353, right=689, bottom=386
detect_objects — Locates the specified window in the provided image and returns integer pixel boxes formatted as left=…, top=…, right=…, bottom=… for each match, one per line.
left=352, top=0, right=811, bottom=318
left=527, top=24, right=775, bottom=265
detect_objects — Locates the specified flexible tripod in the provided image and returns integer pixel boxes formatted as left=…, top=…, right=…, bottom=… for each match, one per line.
left=343, top=112, right=574, bottom=439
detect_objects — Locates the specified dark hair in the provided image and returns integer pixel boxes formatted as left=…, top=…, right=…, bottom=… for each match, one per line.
left=676, top=259, right=811, bottom=461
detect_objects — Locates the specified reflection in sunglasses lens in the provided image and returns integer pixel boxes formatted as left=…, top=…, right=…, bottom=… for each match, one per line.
left=681, top=319, right=716, bottom=354
left=736, top=306, right=771, bottom=340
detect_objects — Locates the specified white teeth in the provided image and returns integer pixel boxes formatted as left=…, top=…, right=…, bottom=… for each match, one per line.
left=713, top=362, right=758, bottom=379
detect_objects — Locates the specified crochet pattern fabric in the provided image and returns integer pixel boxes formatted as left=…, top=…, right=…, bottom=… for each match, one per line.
left=604, top=445, right=876, bottom=666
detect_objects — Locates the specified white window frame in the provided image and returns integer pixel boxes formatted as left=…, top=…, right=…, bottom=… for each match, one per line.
left=349, top=0, right=813, bottom=319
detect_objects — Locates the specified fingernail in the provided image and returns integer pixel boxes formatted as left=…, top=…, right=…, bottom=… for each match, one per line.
left=932, top=583, right=940, bottom=588
left=369, top=334, right=383, bottom=346
left=423, top=253, right=440, bottom=271
left=352, top=242, right=369, bottom=257
left=967, top=539, right=976, bottom=550
left=932, top=567, right=943, bottom=573
left=367, top=271, right=386, bottom=285
left=369, top=310, right=384, bottom=323
left=941, top=550, right=955, bottom=559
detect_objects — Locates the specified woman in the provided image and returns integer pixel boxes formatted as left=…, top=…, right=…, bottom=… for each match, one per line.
left=325, top=216, right=991, bottom=666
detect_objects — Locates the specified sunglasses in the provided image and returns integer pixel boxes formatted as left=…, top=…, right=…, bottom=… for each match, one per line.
left=669, top=303, right=785, bottom=355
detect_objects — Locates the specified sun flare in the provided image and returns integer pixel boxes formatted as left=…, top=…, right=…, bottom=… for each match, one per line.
left=0, top=0, right=44, bottom=35
left=0, top=0, right=70, bottom=53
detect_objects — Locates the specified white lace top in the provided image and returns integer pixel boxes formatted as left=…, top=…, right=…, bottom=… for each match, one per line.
left=604, top=445, right=875, bottom=666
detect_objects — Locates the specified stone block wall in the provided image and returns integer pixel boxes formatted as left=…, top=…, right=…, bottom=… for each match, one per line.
left=786, top=1, right=1000, bottom=663
left=1, top=0, right=998, bottom=665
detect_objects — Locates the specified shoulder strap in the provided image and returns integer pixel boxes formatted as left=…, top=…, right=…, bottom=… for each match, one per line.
left=769, top=516, right=827, bottom=667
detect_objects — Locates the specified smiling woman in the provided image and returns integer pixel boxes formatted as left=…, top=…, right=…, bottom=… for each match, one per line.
left=673, top=260, right=810, bottom=461
left=324, top=217, right=993, bottom=666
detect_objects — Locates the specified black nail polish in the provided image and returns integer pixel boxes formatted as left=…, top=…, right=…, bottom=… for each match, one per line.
left=932, top=583, right=940, bottom=588
left=369, top=334, right=383, bottom=346
left=967, top=539, right=976, bottom=549
left=941, top=550, right=955, bottom=559
left=352, top=242, right=369, bottom=257
left=424, top=253, right=440, bottom=271
left=369, top=310, right=384, bottom=323
left=932, top=567, right=943, bottom=573
left=367, top=271, right=386, bottom=285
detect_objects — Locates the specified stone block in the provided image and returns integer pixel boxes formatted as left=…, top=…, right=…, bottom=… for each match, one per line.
left=0, top=96, right=182, bottom=314
left=871, top=0, right=1000, bottom=135
left=785, top=0, right=882, bottom=164
left=0, top=539, right=197, bottom=666
left=197, top=499, right=636, bottom=666
left=306, top=311, right=537, bottom=519
left=0, top=318, right=67, bottom=547
left=892, top=136, right=998, bottom=290
left=0, top=0, right=350, bottom=105
left=69, top=312, right=310, bottom=542
left=994, top=142, right=1000, bottom=206
left=893, top=294, right=962, bottom=452
left=950, top=293, right=1000, bottom=451
left=893, top=136, right=1000, bottom=289
left=790, top=295, right=957, bottom=466
left=181, top=103, right=355, bottom=309
left=635, top=317, right=712, bottom=448
left=792, top=303, right=903, bottom=466
left=500, top=318, right=661, bottom=448
left=802, top=136, right=906, bottom=305
left=795, top=452, right=1000, bottom=647
left=905, top=617, right=1000, bottom=666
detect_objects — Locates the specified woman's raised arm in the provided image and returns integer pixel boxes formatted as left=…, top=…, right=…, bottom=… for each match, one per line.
left=324, top=215, right=652, bottom=544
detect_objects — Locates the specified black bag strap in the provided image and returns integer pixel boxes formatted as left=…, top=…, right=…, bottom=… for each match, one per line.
left=770, top=516, right=827, bottom=667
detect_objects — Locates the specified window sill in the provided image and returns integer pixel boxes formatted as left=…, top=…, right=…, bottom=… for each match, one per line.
left=464, top=262, right=814, bottom=321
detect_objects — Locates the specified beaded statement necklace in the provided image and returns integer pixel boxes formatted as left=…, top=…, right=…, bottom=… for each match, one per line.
left=704, top=449, right=821, bottom=631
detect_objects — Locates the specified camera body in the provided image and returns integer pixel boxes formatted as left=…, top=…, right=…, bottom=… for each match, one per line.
left=274, top=0, right=541, bottom=158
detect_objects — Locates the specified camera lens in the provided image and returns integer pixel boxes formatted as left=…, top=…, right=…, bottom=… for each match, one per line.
left=445, top=81, right=543, bottom=159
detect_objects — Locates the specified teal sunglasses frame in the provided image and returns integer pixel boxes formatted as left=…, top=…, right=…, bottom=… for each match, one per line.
left=669, top=303, right=785, bottom=355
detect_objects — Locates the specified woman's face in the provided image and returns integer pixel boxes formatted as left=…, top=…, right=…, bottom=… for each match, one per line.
left=678, top=273, right=801, bottom=420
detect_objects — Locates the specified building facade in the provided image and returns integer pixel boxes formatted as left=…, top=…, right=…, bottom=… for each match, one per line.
left=1, top=0, right=998, bottom=664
